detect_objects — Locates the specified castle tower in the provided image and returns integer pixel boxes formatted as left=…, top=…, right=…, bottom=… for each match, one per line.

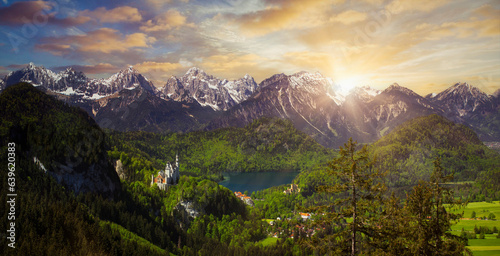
left=174, top=153, right=180, bottom=184
left=176, top=153, right=179, bottom=168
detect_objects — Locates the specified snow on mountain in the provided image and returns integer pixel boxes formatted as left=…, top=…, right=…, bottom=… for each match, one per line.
left=158, top=67, right=258, bottom=111
left=2, top=63, right=499, bottom=146
left=346, top=86, right=381, bottom=103
left=428, top=82, right=494, bottom=116
left=1, top=63, right=157, bottom=99
left=100, top=66, right=157, bottom=94
left=3, top=62, right=61, bottom=89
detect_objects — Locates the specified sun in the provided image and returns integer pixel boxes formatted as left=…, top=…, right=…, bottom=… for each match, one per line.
left=334, top=75, right=366, bottom=95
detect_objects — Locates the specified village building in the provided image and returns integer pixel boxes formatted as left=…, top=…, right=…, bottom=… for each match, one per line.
left=151, top=154, right=180, bottom=190
left=299, top=212, right=311, bottom=221
left=234, top=191, right=255, bottom=206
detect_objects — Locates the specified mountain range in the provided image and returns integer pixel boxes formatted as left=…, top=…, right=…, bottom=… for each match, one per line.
left=1, top=63, right=499, bottom=147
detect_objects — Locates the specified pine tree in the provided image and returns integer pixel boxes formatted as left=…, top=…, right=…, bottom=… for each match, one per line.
left=404, top=157, right=471, bottom=255
left=314, top=138, right=386, bottom=255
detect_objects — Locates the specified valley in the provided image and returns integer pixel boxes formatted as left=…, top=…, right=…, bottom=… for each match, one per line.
left=1, top=82, right=499, bottom=255
left=1, top=0, right=499, bottom=254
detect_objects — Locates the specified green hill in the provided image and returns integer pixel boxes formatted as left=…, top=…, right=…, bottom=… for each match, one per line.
left=0, top=82, right=120, bottom=196
left=0, top=83, right=297, bottom=255
left=371, top=114, right=500, bottom=187
left=108, top=117, right=334, bottom=183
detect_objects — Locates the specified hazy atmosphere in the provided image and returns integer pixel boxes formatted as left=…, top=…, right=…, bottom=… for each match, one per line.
left=1, top=0, right=499, bottom=94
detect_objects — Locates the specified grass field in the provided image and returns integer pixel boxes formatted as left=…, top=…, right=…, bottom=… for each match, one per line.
left=258, top=237, right=278, bottom=247
left=451, top=201, right=500, bottom=220
left=450, top=201, right=500, bottom=255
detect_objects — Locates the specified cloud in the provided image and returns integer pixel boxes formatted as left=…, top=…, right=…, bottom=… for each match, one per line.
left=386, top=0, right=450, bottom=14
left=197, top=53, right=276, bottom=81
left=53, top=63, right=119, bottom=74
left=140, top=10, right=192, bottom=32
left=35, top=44, right=72, bottom=56
left=282, top=51, right=334, bottom=73
left=330, top=10, right=368, bottom=24
left=145, top=0, right=173, bottom=9
left=415, top=17, right=500, bottom=40
left=80, top=6, right=142, bottom=23
left=234, top=0, right=337, bottom=37
left=360, top=0, right=385, bottom=4
left=473, top=4, right=500, bottom=19
left=7, top=64, right=30, bottom=69
left=0, top=1, right=90, bottom=27
left=35, top=28, right=157, bottom=55
left=134, top=61, right=184, bottom=74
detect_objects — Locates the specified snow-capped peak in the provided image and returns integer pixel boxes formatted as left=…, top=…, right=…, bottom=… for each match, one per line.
left=428, top=82, right=493, bottom=116
left=159, top=67, right=258, bottom=111
left=343, top=85, right=380, bottom=103
left=352, top=85, right=380, bottom=96
left=384, top=83, right=419, bottom=97
left=186, top=67, right=205, bottom=76
left=436, top=82, right=488, bottom=100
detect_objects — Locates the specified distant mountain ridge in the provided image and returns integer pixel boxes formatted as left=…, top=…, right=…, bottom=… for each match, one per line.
left=1, top=63, right=499, bottom=147
left=158, top=67, right=258, bottom=111
left=2, top=63, right=156, bottom=100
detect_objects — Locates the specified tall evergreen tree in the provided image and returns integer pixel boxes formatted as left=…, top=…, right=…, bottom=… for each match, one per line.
left=403, top=158, right=471, bottom=255
left=314, top=138, right=386, bottom=255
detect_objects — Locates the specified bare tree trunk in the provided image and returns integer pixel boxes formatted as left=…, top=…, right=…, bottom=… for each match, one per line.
left=351, top=172, right=357, bottom=256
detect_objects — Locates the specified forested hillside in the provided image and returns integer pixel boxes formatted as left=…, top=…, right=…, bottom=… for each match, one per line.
left=371, top=114, right=500, bottom=187
left=0, top=83, right=120, bottom=196
left=0, top=83, right=296, bottom=255
left=108, top=117, right=334, bottom=183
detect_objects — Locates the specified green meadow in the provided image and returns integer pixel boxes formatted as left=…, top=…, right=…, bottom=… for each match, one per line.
left=451, top=201, right=500, bottom=255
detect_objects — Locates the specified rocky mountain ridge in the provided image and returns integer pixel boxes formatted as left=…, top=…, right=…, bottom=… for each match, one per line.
left=158, top=67, right=258, bottom=111
left=1, top=63, right=499, bottom=147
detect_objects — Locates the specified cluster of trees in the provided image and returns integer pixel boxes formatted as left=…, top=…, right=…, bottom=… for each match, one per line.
left=106, top=117, right=334, bottom=183
left=301, top=138, right=471, bottom=255
left=188, top=213, right=267, bottom=247
left=371, top=114, right=500, bottom=188
left=0, top=153, right=172, bottom=255
left=460, top=225, right=500, bottom=240
left=251, top=138, right=475, bottom=255
left=0, top=83, right=111, bottom=172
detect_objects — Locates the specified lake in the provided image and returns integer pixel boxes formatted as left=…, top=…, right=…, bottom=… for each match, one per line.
left=218, top=171, right=300, bottom=194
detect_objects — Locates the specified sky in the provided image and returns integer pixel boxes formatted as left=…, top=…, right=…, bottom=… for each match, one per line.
left=0, top=0, right=499, bottom=95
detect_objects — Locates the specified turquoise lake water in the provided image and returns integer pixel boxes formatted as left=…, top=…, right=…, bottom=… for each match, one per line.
left=218, top=171, right=300, bottom=194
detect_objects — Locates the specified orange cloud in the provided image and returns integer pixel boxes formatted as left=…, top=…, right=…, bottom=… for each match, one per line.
left=140, top=10, right=192, bottom=32
left=283, top=51, right=334, bottom=73
left=35, top=44, right=72, bottom=56
left=36, top=28, right=156, bottom=55
left=330, top=10, right=368, bottom=24
left=134, top=61, right=184, bottom=74
left=235, top=0, right=337, bottom=37
left=386, top=0, right=450, bottom=14
left=197, top=53, right=275, bottom=81
left=80, top=6, right=142, bottom=23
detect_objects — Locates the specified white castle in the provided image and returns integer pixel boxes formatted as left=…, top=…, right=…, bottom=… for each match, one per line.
left=151, top=154, right=180, bottom=190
